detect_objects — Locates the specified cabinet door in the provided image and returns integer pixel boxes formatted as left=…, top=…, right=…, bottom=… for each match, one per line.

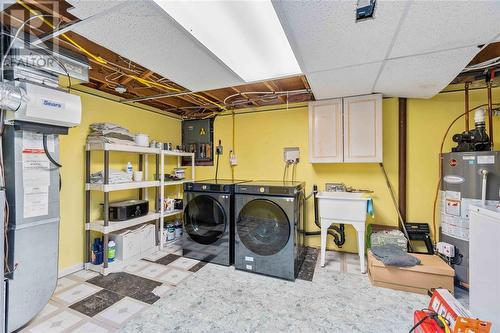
left=308, top=99, right=343, bottom=163
left=343, top=94, right=382, bottom=163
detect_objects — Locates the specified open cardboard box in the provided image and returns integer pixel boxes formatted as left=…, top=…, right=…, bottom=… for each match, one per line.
left=368, top=250, right=455, bottom=295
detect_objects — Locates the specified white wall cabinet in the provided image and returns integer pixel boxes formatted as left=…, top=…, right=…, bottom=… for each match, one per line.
left=308, top=99, right=343, bottom=163
left=309, top=94, right=382, bottom=163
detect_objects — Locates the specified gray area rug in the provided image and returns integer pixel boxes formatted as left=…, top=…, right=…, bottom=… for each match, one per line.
left=121, top=258, right=428, bottom=333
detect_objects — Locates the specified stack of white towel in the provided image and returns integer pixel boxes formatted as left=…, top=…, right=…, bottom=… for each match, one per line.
left=90, top=169, right=132, bottom=184
left=87, top=123, right=135, bottom=146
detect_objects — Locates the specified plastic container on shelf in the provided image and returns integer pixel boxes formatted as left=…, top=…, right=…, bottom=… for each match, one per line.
left=166, top=223, right=175, bottom=241
left=91, top=238, right=103, bottom=265
left=174, top=220, right=183, bottom=238
left=108, top=240, right=116, bottom=262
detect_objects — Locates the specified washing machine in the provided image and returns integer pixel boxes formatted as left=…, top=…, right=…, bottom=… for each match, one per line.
left=183, top=179, right=246, bottom=266
left=234, top=181, right=306, bottom=280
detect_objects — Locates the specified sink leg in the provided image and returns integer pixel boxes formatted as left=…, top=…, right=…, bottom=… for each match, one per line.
left=353, top=223, right=366, bottom=273
left=320, top=221, right=328, bottom=267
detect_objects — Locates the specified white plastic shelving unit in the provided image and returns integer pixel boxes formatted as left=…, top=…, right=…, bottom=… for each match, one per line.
left=85, top=143, right=161, bottom=275
left=159, top=150, right=195, bottom=249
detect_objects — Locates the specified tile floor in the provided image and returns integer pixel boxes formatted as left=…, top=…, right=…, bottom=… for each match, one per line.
left=20, top=249, right=203, bottom=333
left=19, top=248, right=469, bottom=333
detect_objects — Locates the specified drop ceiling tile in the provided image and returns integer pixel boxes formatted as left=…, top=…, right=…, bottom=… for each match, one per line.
left=273, top=0, right=408, bottom=73
left=389, top=1, right=500, bottom=58
left=70, top=1, right=244, bottom=91
left=375, top=46, right=480, bottom=98
left=66, top=0, right=128, bottom=20
left=306, top=62, right=382, bottom=100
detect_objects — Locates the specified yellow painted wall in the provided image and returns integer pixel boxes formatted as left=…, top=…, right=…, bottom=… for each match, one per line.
left=196, top=100, right=400, bottom=253
left=196, top=88, right=500, bottom=252
left=57, top=86, right=500, bottom=271
left=407, top=87, right=500, bottom=230
left=58, top=90, right=180, bottom=271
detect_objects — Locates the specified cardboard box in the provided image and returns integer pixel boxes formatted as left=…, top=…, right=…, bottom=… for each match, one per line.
left=138, top=224, right=156, bottom=254
left=110, top=228, right=141, bottom=261
left=368, top=251, right=454, bottom=295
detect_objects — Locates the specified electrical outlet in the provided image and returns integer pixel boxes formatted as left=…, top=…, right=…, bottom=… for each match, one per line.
left=216, top=144, right=223, bottom=155
left=283, top=147, right=300, bottom=163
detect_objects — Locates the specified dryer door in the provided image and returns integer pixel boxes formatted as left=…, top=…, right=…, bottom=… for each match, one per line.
left=184, top=194, right=227, bottom=245
left=237, top=199, right=290, bottom=256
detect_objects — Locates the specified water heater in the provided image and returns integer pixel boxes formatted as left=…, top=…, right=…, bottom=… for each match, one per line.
left=440, top=151, right=500, bottom=285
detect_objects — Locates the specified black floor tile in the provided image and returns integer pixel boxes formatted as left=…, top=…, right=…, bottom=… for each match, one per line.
left=189, top=261, right=208, bottom=272
left=297, top=247, right=319, bottom=282
left=69, top=289, right=123, bottom=317
left=154, top=254, right=181, bottom=266
left=87, top=272, right=162, bottom=305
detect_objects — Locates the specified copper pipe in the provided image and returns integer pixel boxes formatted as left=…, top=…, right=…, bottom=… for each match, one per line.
left=464, top=82, right=470, bottom=131
left=488, top=78, right=494, bottom=147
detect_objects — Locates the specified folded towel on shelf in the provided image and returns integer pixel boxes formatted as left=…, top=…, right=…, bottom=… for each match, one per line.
left=90, top=169, right=132, bottom=184
left=87, top=122, right=135, bottom=146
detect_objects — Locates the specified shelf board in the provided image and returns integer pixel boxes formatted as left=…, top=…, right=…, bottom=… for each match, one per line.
left=87, top=212, right=159, bottom=234
left=162, top=179, right=192, bottom=186
left=86, top=180, right=160, bottom=192
left=85, top=246, right=159, bottom=275
left=161, top=150, right=195, bottom=157
left=86, top=143, right=160, bottom=154
left=160, top=209, right=183, bottom=218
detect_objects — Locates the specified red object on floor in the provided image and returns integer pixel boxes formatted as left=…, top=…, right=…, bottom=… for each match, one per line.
left=413, top=310, right=445, bottom=333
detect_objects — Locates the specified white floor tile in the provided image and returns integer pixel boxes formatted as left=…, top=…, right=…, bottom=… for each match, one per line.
left=142, top=251, right=168, bottom=261
left=69, top=270, right=99, bottom=282
left=156, top=268, right=192, bottom=285
left=169, top=257, right=199, bottom=270
left=133, top=263, right=169, bottom=280
left=69, top=320, right=115, bottom=333
left=55, top=277, right=79, bottom=293
left=95, top=297, right=147, bottom=326
left=152, top=284, right=174, bottom=298
left=34, top=301, right=60, bottom=321
left=52, top=283, right=101, bottom=305
left=23, top=310, right=84, bottom=333
left=123, top=260, right=150, bottom=273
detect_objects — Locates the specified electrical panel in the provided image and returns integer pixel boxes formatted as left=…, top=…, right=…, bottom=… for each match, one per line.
left=182, top=118, right=214, bottom=165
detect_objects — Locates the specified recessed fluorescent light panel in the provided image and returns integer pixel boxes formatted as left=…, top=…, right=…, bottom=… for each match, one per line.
left=153, top=0, right=301, bottom=82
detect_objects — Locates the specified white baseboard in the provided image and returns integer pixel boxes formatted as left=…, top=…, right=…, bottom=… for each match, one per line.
left=58, top=263, right=84, bottom=278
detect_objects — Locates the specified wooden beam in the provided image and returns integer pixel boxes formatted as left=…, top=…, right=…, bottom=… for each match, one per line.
left=263, top=80, right=286, bottom=103
left=300, top=75, right=311, bottom=90
left=23, top=0, right=72, bottom=23
left=230, top=87, right=258, bottom=106
left=469, top=42, right=500, bottom=65
left=120, top=69, right=153, bottom=86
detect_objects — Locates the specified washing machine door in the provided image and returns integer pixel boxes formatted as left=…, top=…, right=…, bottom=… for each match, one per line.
left=237, top=199, right=290, bottom=256
left=184, top=194, right=227, bottom=245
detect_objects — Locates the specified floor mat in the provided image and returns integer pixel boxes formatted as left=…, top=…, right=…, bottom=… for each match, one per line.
left=297, top=247, right=319, bottom=281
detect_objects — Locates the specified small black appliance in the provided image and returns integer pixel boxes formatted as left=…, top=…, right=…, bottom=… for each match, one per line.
left=106, top=200, right=149, bottom=221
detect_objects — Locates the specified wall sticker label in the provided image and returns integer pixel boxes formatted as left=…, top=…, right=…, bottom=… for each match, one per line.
left=477, top=155, right=495, bottom=165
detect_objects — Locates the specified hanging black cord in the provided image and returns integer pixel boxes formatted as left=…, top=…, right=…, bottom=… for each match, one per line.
left=214, top=151, right=220, bottom=181
left=43, top=134, right=62, bottom=168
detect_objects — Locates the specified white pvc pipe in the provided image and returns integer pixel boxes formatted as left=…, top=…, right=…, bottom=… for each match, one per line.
left=481, top=170, right=488, bottom=206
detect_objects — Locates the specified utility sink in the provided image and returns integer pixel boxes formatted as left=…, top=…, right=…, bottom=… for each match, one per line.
left=316, top=191, right=369, bottom=221
left=316, top=191, right=365, bottom=199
